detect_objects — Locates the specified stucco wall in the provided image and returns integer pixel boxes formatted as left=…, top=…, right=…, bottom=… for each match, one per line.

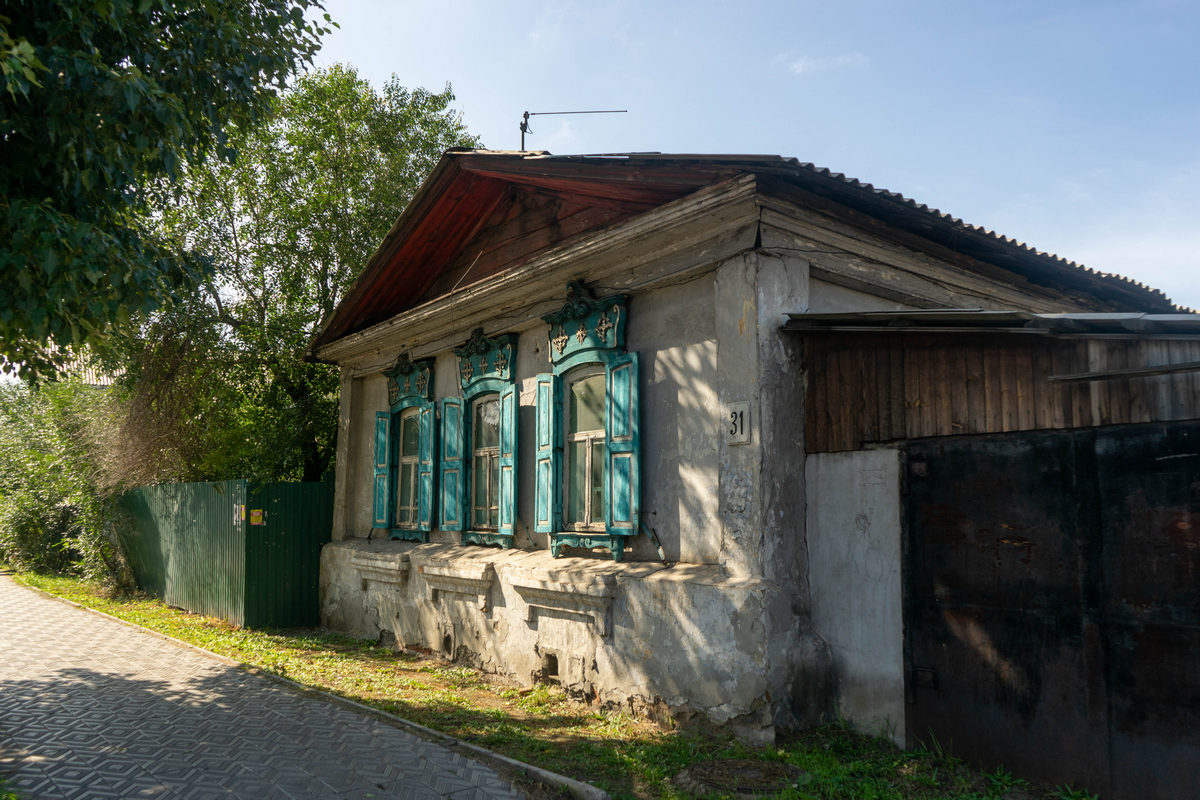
left=321, top=539, right=777, bottom=740
left=805, top=448, right=905, bottom=744
left=339, top=274, right=720, bottom=565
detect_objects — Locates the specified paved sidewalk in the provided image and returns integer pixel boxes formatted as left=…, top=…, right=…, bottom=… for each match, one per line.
left=0, top=574, right=526, bottom=800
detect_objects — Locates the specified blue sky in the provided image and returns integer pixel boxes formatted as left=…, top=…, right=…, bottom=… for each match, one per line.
left=314, top=0, right=1200, bottom=309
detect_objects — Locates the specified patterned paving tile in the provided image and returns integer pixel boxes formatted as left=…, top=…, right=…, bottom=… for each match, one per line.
left=0, top=575, right=526, bottom=799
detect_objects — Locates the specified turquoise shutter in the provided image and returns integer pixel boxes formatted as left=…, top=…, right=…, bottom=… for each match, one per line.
left=372, top=411, right=391, bottom=528
left=438, top=397, right=464, bottom=530
left=605, top=353, right=639, bottom=534
left=534, top=373, right=561, bottom=533
left=499, top=384, right=518, bottom=536
left=417, top=401, right=436, bottom=531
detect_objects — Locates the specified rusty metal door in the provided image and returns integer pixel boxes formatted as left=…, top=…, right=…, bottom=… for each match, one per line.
left=905, top=423, right=1200, bottom=800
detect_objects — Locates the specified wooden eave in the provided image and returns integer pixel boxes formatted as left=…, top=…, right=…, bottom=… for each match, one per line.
left=311, top=151, right=1180, bottom=359
left=311, top=152, right=752, bottom=352
left=313, top=173, right=763, bottom=369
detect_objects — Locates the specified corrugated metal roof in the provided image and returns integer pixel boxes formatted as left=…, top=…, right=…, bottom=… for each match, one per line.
left=312, top=150, right=1185, bottom=353
left=785, top=309, right=1200, bottom=335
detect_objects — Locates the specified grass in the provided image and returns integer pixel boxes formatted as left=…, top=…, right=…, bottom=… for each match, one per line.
left=10, top=571, right=1098, bottom=800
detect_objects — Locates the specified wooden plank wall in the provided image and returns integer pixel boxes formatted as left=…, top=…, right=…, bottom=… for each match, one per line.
left=804, top=333, right=1200, bottom=453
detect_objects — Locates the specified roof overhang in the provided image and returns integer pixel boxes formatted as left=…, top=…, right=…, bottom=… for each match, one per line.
left=784, top=309, right=1200, bottom=337
left=310, top=150, right=1184, bottom=359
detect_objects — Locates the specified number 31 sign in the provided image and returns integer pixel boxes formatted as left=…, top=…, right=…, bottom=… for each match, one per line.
left=726, top=401, right=751, bottom=445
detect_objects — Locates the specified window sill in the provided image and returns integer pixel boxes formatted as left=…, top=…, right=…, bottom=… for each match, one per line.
left=388, top=527, right=429, bottom=543
left=550, top=532, right=631, bottom=562
left=463, top=531, right=513, bottom=549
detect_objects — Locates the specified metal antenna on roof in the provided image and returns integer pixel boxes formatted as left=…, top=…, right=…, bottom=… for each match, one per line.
left=520, top=109, right=627, bottom=150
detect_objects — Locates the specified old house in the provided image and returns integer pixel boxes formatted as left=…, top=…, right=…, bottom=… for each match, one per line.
left=309, top=151, right=1196, bottom=798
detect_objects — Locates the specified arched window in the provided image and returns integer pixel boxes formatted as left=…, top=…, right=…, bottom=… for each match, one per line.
left=535, top=283, right=639, bottom=561
left=372, top=355, right=435, bottom=542
left=440, top=329, right=518, bottom=548
left=471, top=394, right=501, bottom=530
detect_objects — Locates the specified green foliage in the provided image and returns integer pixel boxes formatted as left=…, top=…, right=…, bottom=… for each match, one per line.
left=0, top=0, right=332, bottom=379
left=106, top=64, right=479, bottom=484
left=0, top=381, right=124, bottom=583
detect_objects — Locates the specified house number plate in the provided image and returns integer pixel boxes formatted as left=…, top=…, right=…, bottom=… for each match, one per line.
left=726, top=401, right=751, bottom=445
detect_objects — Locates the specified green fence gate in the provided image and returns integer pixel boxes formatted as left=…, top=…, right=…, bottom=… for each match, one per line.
left=115, top=479, right=332, bottom=628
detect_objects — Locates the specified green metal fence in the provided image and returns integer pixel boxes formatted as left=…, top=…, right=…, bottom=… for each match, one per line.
left=115, top=479, right=332, bottom=628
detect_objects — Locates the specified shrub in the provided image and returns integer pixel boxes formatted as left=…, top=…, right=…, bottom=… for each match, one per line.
left=0, top=380, right=127, bottom=585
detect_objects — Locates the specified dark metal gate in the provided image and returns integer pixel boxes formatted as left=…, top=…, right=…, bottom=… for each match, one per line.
left=905, top=422, right=1200, bottom=800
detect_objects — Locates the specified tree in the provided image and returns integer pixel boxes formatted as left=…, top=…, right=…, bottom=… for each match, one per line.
left=108, top=64, right=479, bottom=484
left=0, top=0, right=332, bottom=378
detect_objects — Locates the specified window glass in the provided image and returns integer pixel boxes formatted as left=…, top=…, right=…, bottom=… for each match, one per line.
left=566, top=372, right=606, bottom=529
left=569, top=374, right=605, bottom=434
left=471, top=395, right=501, bottom=530
left=394, top=408, right=420, bottom=527
left=568, top=440, right=587, bottom=524
left=474, top=397, right=500, bottom=448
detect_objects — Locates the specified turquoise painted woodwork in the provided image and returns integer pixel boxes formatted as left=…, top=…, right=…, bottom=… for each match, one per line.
left=463, top=532, right=515, bottom=548
left=450, top=328, right=519, bottom=548
left=454, top=328, right=518, bottom=393
left=550, top=533, right=628, bottom=562
left=439, top=397, right=465, bottom=531
left=498, top=384, right=517, bottom=538
left=372, top=412, right=390, bottom=527
left=605, top=352, right=639, bottom=534
left=534, top=373, right=562, bottom=534
left=417, top=402, right=435, bottom=531
left=542, top=281, right=627, bottom=371
left=385, top=353, right=433, bottom=408
left=539, top=283, right=639, bottom=561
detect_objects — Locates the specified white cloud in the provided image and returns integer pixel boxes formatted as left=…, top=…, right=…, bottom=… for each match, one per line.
left=782, top=52, right=869, bottom=75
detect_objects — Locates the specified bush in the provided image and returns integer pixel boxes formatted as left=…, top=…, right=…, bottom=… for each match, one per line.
left=0, top=380, right=127, bottom=585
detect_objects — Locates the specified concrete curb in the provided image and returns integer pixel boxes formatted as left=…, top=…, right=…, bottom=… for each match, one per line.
left=8, top=575, right=611, bottom=800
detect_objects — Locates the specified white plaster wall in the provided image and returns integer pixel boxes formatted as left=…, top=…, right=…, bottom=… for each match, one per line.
left=628, top=276, right=720, bottom=564
left=346, top=374, right=389, bottom=538
left=340, top=275, right=721, bottom=565
left=805, top=448, right=905, bottom=745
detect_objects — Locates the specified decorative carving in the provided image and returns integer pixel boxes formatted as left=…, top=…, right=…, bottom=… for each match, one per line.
left=542, top=282, right=627, bottom=367
left=389, top=529, right=428, bottom=544
left=462, top=531, right=514, bottom=549
left=543, top=280, right=597, bottom=324
left=552, top=326, right=569, bottom=355
left=594, top=312, right=614, bottom=343
left=384, top=353, right=433, bottom=406
left=453, top=328, right=518, bottom=392
left=550, top=533, right=628, bottom=562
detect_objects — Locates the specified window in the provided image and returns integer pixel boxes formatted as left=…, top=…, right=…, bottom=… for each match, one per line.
left=372, top=355, right=435, bottom=541
left=535, top=283, right=639, bottom=561
left=471, top=395, right=501, bottom=529
left=441, top=329, right=519, bottom=547
left=565, top=372, right=605, bottom=530
left=393, top=408, right=420, bottom=528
